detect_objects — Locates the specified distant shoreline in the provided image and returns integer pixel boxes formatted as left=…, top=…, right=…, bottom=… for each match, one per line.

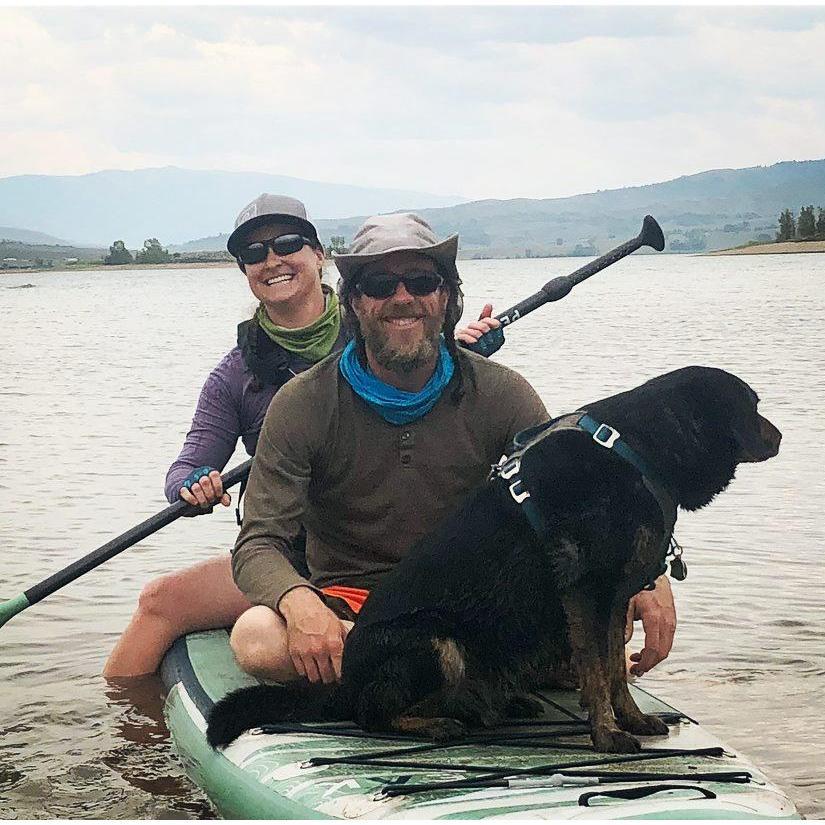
left=0, top=251, right=610, bottom=276
left=5, top=239, right=825, bottom=275
left=707, top=240, right=825, bottom=256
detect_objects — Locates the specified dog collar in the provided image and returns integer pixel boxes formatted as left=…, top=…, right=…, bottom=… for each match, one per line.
left=489, top=412, right=678, bottom=587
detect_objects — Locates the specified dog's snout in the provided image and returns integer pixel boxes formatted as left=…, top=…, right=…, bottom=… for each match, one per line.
left=739, top=413, right=782, bottom=462
left=759, top=414, right=782, bottom=458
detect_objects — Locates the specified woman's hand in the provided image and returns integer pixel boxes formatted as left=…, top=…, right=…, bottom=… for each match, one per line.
left=179, top=467, right=232, bottom=511
left=456, top=304, right=505, bottom=356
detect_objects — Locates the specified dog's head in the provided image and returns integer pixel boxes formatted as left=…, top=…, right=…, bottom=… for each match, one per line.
left=657, top=366, right=780, bottom=509
left=676, top=365, right=780, bottom=457
left=585, top=366, right=782, bottom=511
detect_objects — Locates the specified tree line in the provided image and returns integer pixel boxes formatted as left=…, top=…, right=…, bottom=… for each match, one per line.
left=104, top=238, right=172, bottom=265
left=105, top=235, right=350, bottom=265
left=777, top=205, right=825, bottom=241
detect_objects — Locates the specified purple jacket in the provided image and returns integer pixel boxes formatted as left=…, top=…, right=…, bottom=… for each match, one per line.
left=165, top=321, right=349, bottom=503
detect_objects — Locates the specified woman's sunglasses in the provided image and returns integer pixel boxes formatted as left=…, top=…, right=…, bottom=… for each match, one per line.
left=237, top=234, right=314, bottom=265
left=355, top=271, right=444, bottom=299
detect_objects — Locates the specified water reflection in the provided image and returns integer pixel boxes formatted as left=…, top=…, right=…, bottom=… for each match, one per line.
left=102, top=676, right=213, bottom=810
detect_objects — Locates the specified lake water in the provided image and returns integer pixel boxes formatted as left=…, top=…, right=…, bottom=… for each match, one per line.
left=1, top=252, right=823, bottom=818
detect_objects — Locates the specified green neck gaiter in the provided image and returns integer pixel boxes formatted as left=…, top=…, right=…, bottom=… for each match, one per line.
left=255, top=287, right=341, bottom=364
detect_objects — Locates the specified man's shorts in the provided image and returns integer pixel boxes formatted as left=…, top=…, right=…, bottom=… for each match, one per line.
left=320, top=585, right=370, bottom=623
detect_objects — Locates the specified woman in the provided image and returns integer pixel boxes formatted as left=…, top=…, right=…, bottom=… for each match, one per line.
left=103, top=194, right=502, bottom=677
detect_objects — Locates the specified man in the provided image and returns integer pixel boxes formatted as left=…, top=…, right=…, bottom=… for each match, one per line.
left=229, top=213, right=676, bottom=684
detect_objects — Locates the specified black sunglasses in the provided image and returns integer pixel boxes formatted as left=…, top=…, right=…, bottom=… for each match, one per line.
left=355, top=270, right=444, bottom=299
left=237, top=234, right=314, bottom=265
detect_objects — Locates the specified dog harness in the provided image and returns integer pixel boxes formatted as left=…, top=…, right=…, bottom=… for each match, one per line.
left=488, top=412, right=686, bottom=587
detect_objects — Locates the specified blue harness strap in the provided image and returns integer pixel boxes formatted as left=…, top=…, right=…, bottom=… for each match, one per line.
left=577, top=414, right=671, bottom=495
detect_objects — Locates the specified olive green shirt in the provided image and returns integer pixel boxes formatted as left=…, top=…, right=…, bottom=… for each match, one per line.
left=232, top=349, right=549, bottom=611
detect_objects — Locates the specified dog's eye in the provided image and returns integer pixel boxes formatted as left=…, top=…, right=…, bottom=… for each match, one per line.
left=742, top=384, right=759, bottom=407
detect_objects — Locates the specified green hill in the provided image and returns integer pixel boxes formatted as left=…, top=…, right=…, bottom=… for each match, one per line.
left=0, top=226, right=74, bottom=245
left=175, top=159, right=825, bottom=257
left=1, top=239, right=105, bottom=269
left=339, top=159, right=825, bottom=257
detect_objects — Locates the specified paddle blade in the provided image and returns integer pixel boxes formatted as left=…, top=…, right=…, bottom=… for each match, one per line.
left=641, top=215, right=665, bottom=251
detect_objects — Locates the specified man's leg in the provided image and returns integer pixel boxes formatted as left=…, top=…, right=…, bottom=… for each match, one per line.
left=230, top=605, right=355, bottom=682
left=229, top=606, right=297, bottom=682
left=103, top=554, right=251, bottom=678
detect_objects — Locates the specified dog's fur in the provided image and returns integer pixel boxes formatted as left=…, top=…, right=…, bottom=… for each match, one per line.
left=207, top=366, right=781, bottom=752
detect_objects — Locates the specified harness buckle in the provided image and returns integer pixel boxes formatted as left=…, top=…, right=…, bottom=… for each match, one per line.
left=592, top=423, right=621, bottom=449
left=499, top=457, right=521, bottom=480
left=509, top=480, right=531, bottom=504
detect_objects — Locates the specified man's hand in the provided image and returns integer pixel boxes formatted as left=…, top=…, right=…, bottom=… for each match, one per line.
left=625, top=575, right=676, bottom=676
left=278, top=587, right=349, bottom=684
left=456, top=304, right=505, bottom=356
left=179, top=468, right=231, bottom=511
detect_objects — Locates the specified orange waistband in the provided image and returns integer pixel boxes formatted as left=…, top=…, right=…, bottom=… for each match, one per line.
left=321, top=585, right=370, bottom=615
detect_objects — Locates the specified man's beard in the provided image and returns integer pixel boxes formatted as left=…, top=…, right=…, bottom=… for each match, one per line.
left=359, top=306, right=446, bottom=375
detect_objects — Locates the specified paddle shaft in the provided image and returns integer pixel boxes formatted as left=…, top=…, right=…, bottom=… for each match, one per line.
left=0, top=459, right=252, bottom=628
left=495, top=215, right=665, bottom=327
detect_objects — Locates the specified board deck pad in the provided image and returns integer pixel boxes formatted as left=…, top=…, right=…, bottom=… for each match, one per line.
left=161, top=630, right=800, bottom=820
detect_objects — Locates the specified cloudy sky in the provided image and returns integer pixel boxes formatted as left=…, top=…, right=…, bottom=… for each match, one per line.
left=2, top=4, right=825, bottom=201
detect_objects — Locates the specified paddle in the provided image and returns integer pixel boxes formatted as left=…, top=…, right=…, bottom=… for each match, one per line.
left=0, top=459, right=252, bottom=629
left=464, top=215, right=665, bottom=352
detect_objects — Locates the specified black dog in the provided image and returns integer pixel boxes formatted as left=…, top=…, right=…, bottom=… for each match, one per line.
left=207, top=366, right=781, bottom=753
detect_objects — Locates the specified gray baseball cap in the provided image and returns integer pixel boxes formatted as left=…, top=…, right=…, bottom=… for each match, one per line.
left=333, top=213, right=459, bottom=282
left=227, top=193, right=319, bottom=257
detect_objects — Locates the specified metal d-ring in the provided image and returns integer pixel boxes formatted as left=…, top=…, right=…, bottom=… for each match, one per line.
left=509, top=480, right=531, bottom=504
left=592, top=423, right=621, bottom=449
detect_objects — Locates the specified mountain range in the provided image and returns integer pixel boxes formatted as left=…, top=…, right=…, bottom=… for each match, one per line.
left=2, top=159, right=824, bottom=258
left=0, top=167, right=465, bottom=248
left=176, top=159, right=825, bottom=257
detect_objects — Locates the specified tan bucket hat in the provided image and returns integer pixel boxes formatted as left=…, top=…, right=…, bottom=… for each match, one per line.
left=333, top=213, right=459, bottom=282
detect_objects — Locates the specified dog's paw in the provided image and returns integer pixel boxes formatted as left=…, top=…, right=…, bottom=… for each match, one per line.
left=391, top=715, right=467, bottom=741
left=424, top=717, right=468, bottom=741
left=461, top=706, right=500, bottom=728
left=591, top=725, right=641, bottom=753
left=443, top=683, right=500, bottom=728
left=619, top=713, right=670, bottom=737
left=537, top=669, right=579, bottom=691
left=503, top=693, right=545, bottom=719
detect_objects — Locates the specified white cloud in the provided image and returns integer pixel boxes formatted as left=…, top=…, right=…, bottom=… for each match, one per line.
left=1, top=6, right=824, bottom=200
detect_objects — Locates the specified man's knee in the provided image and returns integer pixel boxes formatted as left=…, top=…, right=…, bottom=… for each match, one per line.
left=230, top=606, right=294, bottom=680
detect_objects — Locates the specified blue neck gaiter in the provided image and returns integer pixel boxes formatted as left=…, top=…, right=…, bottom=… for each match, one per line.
left=338, top=338, right=455, bottom=425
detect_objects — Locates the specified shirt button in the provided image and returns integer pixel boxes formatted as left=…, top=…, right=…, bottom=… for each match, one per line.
left=401, top=454, right=411, bottom=465
left=401, top=431, right=411, bottom=442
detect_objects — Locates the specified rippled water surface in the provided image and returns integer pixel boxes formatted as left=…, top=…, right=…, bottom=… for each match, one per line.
left=2, top=253, right=823, bottom=818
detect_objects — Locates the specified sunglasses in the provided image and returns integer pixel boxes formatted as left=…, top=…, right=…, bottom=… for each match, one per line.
left=355, top=271, right=444, bottom=299
left=237, top=234, right=314, bottom=265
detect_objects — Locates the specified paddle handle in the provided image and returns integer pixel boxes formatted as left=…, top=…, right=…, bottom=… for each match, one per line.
left=0, top=459, right=252, bottom=628
left=495, top=215, right=665, bottom=327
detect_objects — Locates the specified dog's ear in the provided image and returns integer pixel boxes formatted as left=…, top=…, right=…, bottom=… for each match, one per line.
left=732, top=412, right=781, bottom=463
